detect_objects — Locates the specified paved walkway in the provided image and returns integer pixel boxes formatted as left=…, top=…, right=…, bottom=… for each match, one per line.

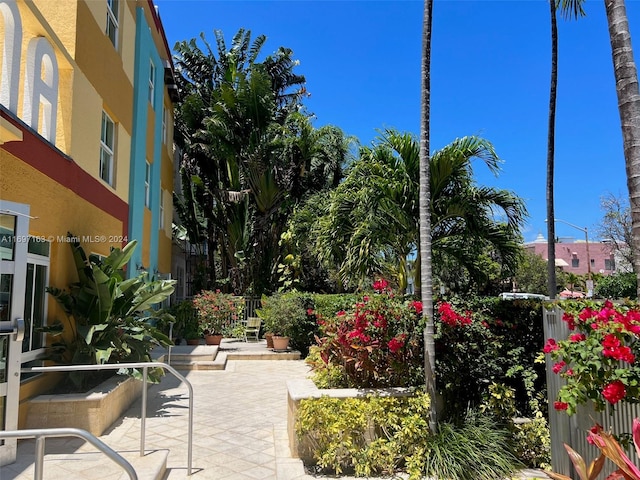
left=2, top=341, right=551, bottom=479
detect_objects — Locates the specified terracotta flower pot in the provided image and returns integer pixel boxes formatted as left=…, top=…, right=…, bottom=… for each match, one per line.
left=205, top=334, right=223, bottom=345
left=272, top=335, right=290, bottom=351
left=265, top=332, right=274, bottom=349
left=186, top=338, right=200, bottom=346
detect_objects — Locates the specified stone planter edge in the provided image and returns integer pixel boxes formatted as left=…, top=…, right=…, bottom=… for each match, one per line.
left=25, top=375, right=143, bottom=436
left=286, top=379, right=413, bottom=462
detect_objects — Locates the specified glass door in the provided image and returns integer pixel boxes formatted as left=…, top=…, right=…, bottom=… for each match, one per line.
left=0, top=202, right=29, bottom=466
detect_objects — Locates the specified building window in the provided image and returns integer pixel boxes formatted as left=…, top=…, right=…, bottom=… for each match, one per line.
left=605, top=258, right=616, bottom=271
left=149, top=61, right=155, bottom=106
left=571, top=258, right=579, bottom=268
left=106, top=0, right=119, bottom=48
left=159, top=189, right=165, bottom=229
left=145, top=161, right=151, bottom=208
left=100, top=112, right=115, bottom=186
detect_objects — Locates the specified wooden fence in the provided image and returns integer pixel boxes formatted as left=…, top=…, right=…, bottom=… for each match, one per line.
left=543, top=306, right=640, bottom=477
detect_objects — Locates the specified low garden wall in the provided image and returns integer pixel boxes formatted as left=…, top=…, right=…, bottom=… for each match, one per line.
left=25, top=375, right=143, bottom=436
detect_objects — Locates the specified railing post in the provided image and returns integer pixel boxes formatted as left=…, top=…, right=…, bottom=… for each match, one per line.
left=141, top=366, right=148, bottom=456
left=34, top=435, right=45, bottom=480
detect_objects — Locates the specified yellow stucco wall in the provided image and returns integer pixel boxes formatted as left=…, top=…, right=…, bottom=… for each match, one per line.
left=1, top=147, right=125, bottom=419
left=12, top=1, right=73, bottom=154
left=31, top=0, right=78, bottom=58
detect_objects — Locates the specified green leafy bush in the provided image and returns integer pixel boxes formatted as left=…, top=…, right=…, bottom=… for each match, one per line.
left=296, top=393, right=521, bottom=479
left=595, top=272, right=637, bottom=299
left=481, top=382, right=551, bottom=468
left=436, top=296, right=547, bottom=419
left=258, top=292, right=318, bottom=355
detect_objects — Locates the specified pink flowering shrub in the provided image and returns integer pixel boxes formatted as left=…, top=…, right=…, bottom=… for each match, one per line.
left=309, top=280, right=425, bottom=388
left=544, top=300, right=640, bottom=415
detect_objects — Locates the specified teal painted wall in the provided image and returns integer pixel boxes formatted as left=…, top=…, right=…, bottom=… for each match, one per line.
left=128, top=7, right=164, bottom=278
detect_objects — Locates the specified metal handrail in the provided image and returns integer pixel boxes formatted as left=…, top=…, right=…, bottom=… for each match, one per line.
left=24, top=361, right=193, bottom=476
left=0, top=428, right=137, bottom=480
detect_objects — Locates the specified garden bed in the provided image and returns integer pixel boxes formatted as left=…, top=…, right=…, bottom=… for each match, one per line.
left=25, top=375, right=143, bottom=436
left=286, top=378, right=412, bottom=463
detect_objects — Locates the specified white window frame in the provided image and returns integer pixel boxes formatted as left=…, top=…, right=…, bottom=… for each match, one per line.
left=148, top=60, right=155, bottom=106
left=100, top=111, right=115, bottom=186
left=159, top=189, right=165, bottom=230
left=162, top=104, right=167, bottom=145
left=106, top=0, right=119, bottom=48
left=145, top=161, right=151, bottom=208
left=22, top=240, right=50, bottom=362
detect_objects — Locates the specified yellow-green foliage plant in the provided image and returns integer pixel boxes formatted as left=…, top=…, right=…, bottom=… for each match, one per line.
left=296, top=392, right=522, bottom=479
left=296, top=392, right=431, bottom=478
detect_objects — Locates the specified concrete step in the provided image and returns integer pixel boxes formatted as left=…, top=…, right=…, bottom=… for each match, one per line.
left=170, top=352, right=227, bottom=371
left=6, top=445, right=168, bottom=480
left=117, top=449, right=168, bottom=480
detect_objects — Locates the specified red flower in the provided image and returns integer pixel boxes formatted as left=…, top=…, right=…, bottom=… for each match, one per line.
left=553, top=361, right=566, bottom=374
left=388, top=336, right=405, bottom=353
left=372, top=279, right=389, bottom=293
left=481, top=321, right=490, bottom=329
left=543, top=338, right=559, bottom=353
left=570, top=333, right=586, bottom=342
left=602, top=380, right=626, bottom=404
left=337, top=310, right=346, bottom=317
left=562, top=312, right=577, bottom=331
left=307, top=309, right=315, bottom=316
left=554, top=401, right=569, bottom=411
left=412, top=301, right=423, bottom=315
left=602, top=334, right=621, bottom=349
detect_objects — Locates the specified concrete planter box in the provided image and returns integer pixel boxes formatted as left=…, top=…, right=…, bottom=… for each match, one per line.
left=286, top=378, right=413, bottom=463
left=25, top=375, right=143, bottom=436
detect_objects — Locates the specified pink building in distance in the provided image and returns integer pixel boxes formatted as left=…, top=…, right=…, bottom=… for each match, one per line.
left=525, top=234, right=622, bottom=276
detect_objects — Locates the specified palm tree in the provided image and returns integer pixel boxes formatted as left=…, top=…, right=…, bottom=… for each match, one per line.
left=314, top=132, right=526, bottom=295
left=547, top=0, right=586, bottom=299
left=603, top=0, right=640, bottom=296
left=420, top=0, right=435, bottom=432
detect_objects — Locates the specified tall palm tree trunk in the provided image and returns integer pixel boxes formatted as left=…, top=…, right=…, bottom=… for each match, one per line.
left=547, top=0, right=558, bottom=300
left=604, top=0, right=640, bottom=296
left=420, top=0, right=436, bottom=432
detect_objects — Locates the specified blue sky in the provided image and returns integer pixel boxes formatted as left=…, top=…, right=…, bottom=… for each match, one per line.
left=155, top=0, right=640, bottom=243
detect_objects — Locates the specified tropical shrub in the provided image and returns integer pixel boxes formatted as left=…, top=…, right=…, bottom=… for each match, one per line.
left=166, top=299, right=198, bottom=341
left=309, top=293, right=359, bottom=320
left=309, top=280, right=424, bottom=388
left=436, top=296, right=547, bottom=419
left=45, top=238, right=174, bottom=388
left=595, top=272, right=637, bottom=299
left=257, top=292, right=319, bottom=355
left=544, top=300, right=640, bottom=415
left=192, top=290, right=241, bottom=335
left=296, top=394, right=521, bottom=479
left=481, top=382, right=551, bottom=468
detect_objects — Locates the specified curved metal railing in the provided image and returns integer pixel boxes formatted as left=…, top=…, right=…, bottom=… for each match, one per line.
left=25, top=361, right=193, bottom=475
left=0, top=428, right=137, bottom=480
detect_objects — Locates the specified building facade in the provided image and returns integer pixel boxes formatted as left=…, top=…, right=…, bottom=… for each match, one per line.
left=525, top=233, right=628, bottom=276
left=0, top=0, right=176, bottom=462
